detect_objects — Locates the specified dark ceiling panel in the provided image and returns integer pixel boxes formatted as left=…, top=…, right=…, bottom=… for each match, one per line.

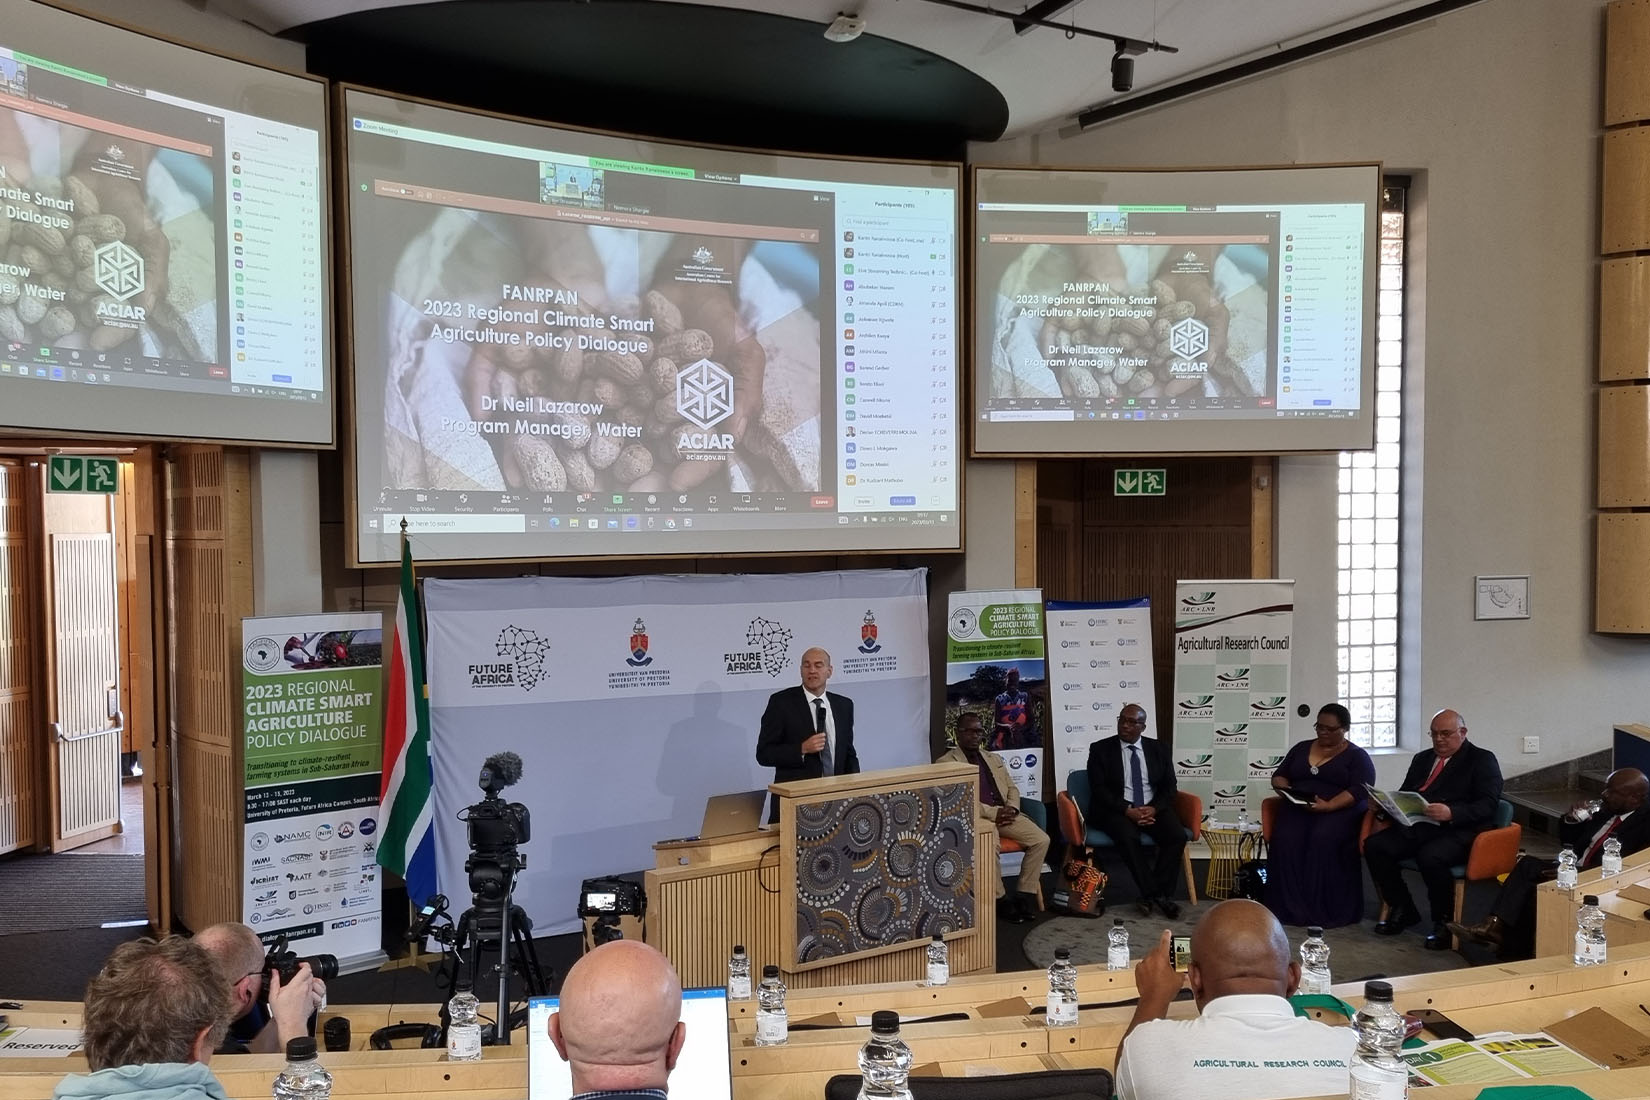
left=298, top=1, right=1008, bottom=159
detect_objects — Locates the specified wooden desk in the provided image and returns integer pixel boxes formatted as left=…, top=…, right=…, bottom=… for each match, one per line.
left=1536, top=847, right=1650, bottom=957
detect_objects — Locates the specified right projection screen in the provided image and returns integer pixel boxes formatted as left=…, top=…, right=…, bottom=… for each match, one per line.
left=973, top=163, right=1379, bottom=455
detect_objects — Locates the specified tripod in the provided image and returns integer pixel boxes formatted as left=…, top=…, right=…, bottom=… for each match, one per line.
left=449, top=865, right=550, bottom=1045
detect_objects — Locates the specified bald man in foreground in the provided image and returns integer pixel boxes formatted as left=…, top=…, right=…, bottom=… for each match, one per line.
left=549, top=941, right=686, bottom=1100
left=1114, top=900, right=1356, bottom=1100
left=1450, top=767, right=1650, bottom=959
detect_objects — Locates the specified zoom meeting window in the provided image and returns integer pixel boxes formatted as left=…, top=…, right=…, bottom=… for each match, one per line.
left=974, top=164, right=1377, bottom=455
left=345, top=89, right=959, bottom=565
left=0, top=3, right=330, bottom=446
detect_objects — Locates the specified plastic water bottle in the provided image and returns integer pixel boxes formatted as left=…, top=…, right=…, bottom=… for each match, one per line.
left=1106, top=919, right=1130, bottom=971
left=1347, top=980, right=1408, bottom=1099
left=272, top=1037, right=333, bottom=1100
left=1237, top=804, right=1250, bottom=830
left=1556, top=848, right=1579, bottom=888
left=1572, top=799, right=1603, bottom=823
left=1575, top=895, right=1606, bottom=967
left=1046, top=947, right=1078, bottom=1027
left=925, top=934, right=949, bottom=986
left=728, top=945, right=752, bottom=1000
left=445, top=976, right=482, bottom=1062
left=1603, top=837, right=1624, bottom=876
left=755, top=964, right=788, bottom=1045
left=856, top=1010, right=913, bottom=1100
left=1299, top=926, right=1332, bottom=995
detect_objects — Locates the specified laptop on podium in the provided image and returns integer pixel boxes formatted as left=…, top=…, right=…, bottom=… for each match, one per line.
left=528, top=987, right=733, bottom=1100
left=700, top=790, right=768, bottom=838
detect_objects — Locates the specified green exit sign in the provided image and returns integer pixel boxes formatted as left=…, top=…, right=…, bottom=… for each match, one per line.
left=1114, top=468, right=1167, bottom=497
left=48, top=454, right=119, bottom=494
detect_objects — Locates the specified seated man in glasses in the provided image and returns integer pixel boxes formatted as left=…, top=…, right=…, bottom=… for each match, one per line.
left=1363, top=709, right=1503, bottom=950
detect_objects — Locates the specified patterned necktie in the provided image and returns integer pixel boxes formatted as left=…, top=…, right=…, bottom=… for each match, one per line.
left=815, top=698, right=833, bottom=776
left=1129, top=744, right=1146, bottom=807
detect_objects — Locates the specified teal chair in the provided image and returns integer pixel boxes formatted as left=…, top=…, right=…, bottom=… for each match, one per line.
left=998, top=797, right=1049, bottom=910
left=1058, top=769, right=1202, bottom=905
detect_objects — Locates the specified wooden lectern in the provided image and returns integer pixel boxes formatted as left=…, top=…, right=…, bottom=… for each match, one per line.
left=645, top=762, right=997, bottom=989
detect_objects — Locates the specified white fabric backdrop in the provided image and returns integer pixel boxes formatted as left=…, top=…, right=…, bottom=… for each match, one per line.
left=424, top=569, right=931, bottom=934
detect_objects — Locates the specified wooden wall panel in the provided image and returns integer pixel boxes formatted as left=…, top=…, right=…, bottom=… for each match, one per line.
left=1600, top=385, right=1650, bottom=506
left=1602, top=127, right=1650, bottom=255
left=1600, top=257, right=1650, bottom=381
left=164, top=446, right=252, bottom=931
left=1607, top=0, right=1650, bottom=125
left=0, top=461, right=35, bottom=854
left=1037, top=458, right=1259, bottom=734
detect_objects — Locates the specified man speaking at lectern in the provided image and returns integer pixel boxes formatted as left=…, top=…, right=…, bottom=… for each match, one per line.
left=757, top=647, right=859, bottom=823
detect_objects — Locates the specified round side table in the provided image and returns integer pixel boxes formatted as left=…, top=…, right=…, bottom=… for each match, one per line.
left=1203, top=822, right=1264, bottom=900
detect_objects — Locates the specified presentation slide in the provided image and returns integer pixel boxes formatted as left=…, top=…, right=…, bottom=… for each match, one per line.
left=344, top=89, right=959, bottom=565
left=973, top=163, right=1378, bottom=455
left=0, top=2, right=330, bottom=446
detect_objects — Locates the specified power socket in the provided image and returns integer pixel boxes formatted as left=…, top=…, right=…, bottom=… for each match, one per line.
left=1522, top=735, right=1540, bottom=754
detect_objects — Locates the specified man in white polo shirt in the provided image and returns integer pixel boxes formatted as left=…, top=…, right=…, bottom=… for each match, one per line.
left=1115, top=899, right=1356, bottom=1100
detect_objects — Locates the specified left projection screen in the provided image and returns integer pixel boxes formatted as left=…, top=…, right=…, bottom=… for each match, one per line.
left=0, top=2, right=332, bottom=446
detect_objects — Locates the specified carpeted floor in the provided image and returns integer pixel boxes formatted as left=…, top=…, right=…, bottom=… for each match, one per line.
left=0, top=854, right=146, bottom=935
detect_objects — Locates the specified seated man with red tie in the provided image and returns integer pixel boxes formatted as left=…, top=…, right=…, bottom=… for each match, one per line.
left=1449, top=767, right=1650, bottom=959
left=937, top=712, right=1051, bottom=923
left=1365, top=708, right=1504, bottom=949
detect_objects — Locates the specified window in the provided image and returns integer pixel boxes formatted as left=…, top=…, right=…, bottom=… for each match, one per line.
left=1337, top=179, right=1407, bottom=749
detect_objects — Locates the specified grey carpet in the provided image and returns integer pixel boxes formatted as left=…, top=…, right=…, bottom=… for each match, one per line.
left=1022, top=903, right=1470, bottom=983
left=0, top=854, right=146, bottom=935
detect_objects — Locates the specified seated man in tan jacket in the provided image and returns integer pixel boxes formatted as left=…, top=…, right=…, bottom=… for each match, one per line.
left=937, top=711, right=1051, bottom=923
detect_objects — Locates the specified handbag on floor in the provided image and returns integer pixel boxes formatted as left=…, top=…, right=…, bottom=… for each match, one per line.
left=1051, top=857, right=1107, bottom=917
left=1234, top=858, right=1268, bottom=902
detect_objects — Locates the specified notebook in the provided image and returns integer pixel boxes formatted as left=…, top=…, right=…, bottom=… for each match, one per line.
left=528, top=987, right=733, bottom=1100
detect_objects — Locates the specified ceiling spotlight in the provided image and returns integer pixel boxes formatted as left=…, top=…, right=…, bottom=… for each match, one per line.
left=1111, top=44, right=1134, bottom=93
left=824, top=12, right=866, bottom=43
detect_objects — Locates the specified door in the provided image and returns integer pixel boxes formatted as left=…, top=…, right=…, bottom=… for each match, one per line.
left=39, top=467, right=124, bottom=852
left=0, top=459, right=36, bottom=855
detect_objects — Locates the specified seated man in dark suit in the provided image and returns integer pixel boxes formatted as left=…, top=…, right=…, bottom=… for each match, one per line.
left=1086, top=703, right=1186, bottom=919
left=755, top=646, right=859, bottom=823
left=1449, top=767, right=1650, bottom=958
left=1365, top=708, right=1504, bottom=949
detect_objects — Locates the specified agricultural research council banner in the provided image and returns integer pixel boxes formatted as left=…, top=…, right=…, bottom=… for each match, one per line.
left=945, top=589, right=1045, bottom=801
left=240, top=613, right=386, bottom=971
left=1170, top=580, right=1295, bottom=822
left=1045, top=598, right=1156, bottom=790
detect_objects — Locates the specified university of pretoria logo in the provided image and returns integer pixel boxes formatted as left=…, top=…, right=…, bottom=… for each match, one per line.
left=857, top=609, right=881, bottom=654
left=627, top=617, right=652, bottom=667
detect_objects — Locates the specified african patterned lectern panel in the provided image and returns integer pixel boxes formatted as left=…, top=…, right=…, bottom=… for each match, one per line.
left=794, top=783, right=975, bottom=963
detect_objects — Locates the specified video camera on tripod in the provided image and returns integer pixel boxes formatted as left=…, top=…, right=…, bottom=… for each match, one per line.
left=404, top=751, right=549, bottom=1047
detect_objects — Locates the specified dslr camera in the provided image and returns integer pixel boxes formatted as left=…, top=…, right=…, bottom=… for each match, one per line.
left=263, top=932, right=339, bottom=992
left=578, top=877, right=646, bottom=947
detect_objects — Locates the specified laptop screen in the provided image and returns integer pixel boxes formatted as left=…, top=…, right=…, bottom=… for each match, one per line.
left=528, top=987, right=733, bottom=1100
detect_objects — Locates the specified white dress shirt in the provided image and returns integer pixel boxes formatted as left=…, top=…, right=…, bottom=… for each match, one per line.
left=804, top=688, right=835, bottom=768
left=1125, top=740, right=1155, bottom=806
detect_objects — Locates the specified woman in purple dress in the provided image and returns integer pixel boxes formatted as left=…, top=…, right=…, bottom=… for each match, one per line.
left=1265, top=703, right=1376, bottom=928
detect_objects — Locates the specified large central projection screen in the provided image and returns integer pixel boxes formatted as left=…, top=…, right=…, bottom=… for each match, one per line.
left=0, top=1, right=331, bottom=446
left=343, top=89, right=961, bottom=566
left=973, top=163, right=1379, bottom=456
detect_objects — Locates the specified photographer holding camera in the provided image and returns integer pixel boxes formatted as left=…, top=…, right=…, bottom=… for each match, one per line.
left=195, top=923, right=326, bottom=1054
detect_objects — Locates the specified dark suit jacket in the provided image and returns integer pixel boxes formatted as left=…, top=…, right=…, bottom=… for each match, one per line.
left=1563, top=807, right=1650, bottom=871
left=755, top=686, right=859, bottom=784
left=1398, top=739, right=1503, bottom=832
left=1085, top=734, right=1178, bottom=823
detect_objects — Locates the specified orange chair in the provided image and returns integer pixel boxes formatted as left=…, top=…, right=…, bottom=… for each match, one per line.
left=1363, top=798, right=1521, bottom=948
left=1057, top=771, right=1201, bottom=906
left=1260, top=795, right=1281, bottom=843
left=997, top=797, right=1048, bottom=910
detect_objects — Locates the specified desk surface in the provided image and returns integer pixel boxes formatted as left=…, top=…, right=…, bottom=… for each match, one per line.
left=11, top=943, right=1650, bottom=1099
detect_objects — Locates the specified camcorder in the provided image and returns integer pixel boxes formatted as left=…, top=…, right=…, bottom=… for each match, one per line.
left=262, top=933, right=338, bottom=994
left=578, top=876, right=646, bottom=948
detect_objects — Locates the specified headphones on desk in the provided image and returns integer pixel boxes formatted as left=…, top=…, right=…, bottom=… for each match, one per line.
left=368, top=1022, right=444, bottom=1050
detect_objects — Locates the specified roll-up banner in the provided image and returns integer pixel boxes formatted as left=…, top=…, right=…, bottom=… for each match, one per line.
left=944, top=589, right=1046, bottom=801
left=1170, top=580, right=1295, bottom=822
left=1046, top=598, right=1156, bottom=792
left=241, top=614, right=386, bottom=972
